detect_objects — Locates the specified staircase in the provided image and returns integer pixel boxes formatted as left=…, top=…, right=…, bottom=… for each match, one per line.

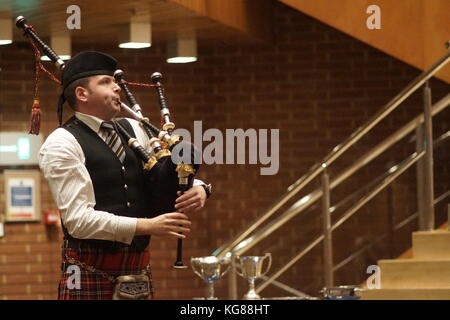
left=361, top=223, right=450, bottom=300
left=212, top=44, right=450, bottom=299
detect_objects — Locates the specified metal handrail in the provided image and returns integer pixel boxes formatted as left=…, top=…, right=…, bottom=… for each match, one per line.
left=333, top=188, right=450, bottom=273
left=213, top=49, right=450, bottom=259
left=255, top=149, right=424, bottom=293
left=258, top=275, right=311, bottom=298
left=255, top=235, right=325, bottom=294
left=256, top=128, right=450, bottom=294
left=223, top=93, right=450, bottom=256
left=255, top=129, right=450, bottom=287
left=331, top=152, right=423, bottom=232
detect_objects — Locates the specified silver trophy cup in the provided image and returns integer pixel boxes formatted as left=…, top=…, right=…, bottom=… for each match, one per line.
left=235, top=253, right=272, bottom=300
left=191, top=256, right=231, bottom=300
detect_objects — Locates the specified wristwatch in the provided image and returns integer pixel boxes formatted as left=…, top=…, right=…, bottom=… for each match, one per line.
left=201, top=183, right=212, bottom=199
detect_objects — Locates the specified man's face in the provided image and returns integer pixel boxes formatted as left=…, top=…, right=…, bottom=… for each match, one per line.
left=83, top=75, right=121, bottom=120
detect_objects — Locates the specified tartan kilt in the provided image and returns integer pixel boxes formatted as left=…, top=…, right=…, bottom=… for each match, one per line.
left=58, top=245, right=154, bottom=300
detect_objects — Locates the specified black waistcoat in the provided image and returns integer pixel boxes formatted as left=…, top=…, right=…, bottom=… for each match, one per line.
left=62, top=116, right=150, bottom=252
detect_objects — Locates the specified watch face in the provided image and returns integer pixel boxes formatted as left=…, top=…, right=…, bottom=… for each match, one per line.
left=204, top=184, right=212, bottom=197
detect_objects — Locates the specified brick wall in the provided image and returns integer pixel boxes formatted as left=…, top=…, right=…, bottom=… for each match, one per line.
left=1, top=2, right=450, bottom=299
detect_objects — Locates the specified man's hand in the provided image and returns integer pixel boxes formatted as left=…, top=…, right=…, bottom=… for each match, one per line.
left=136, top=212, right=191, bottom=239
left=174, top=185, right=207, bottom=214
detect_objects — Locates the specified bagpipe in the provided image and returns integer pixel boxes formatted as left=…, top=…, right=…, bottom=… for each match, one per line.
left=16, top=16, right=199, bottom=268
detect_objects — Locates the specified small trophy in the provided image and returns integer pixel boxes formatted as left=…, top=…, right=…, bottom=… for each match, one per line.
left=190, top=256, right=231, bottom=300
left=235, top=253, right=272, bottom=300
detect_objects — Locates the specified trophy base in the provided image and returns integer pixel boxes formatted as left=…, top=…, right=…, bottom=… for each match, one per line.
left=243, top=292, right=261, bottom=300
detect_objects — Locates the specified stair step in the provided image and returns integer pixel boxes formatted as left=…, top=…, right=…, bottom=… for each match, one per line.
left=379, top=259, right=450, bottom=289
left=360, top=288, right=450, bottom=300
left=413, top=230, right=450, bottom=260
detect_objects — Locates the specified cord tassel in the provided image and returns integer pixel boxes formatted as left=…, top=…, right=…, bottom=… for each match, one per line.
left=29, top=98, right=41, bottom=134
left=24, top=24, right=60, bottom=134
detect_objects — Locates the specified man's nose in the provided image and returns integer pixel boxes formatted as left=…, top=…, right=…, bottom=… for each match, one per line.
left=113, top=82, right=121, bottom=93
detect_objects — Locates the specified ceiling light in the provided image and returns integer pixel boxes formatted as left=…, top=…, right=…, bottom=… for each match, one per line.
left=0, top=18, right=12, bottom=45
left=167, top=57, right=197, bottom=63
left=166, top=31, right=197, bottom=64
left=119, top=42, right=151, bottom=49
left=41, top=33, right=71, bottom=61
left=119, top=15, right=151, bottom=49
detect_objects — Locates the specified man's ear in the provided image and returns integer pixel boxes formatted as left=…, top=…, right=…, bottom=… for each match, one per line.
left=75, top=86, right=89, bottom=103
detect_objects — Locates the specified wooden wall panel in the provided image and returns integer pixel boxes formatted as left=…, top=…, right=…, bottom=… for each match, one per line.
left=279, top=0, right=450, bottom=84
left=167, top=0, right=273, bottom=42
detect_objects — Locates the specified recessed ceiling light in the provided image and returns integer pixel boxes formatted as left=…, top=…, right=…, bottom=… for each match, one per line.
left=40, top=33, right=71, bottom=61
left=0, top=19, right=12, bottom=45
left=118, top=14, right=151, bottom=49
left=167, top=31, right=197, bottom=64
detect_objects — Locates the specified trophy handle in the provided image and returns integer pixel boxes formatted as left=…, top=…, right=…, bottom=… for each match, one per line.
left=261, top=253, right=272, bottom=277
left=233, top=255, right=244, bottom=277
left=190, top=258, right=205, bottom=280
left=220, top=262, right=232, bottom=278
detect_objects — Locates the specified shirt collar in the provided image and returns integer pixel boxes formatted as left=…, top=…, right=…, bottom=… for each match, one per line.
left=75, top=111, right=105, bottom=134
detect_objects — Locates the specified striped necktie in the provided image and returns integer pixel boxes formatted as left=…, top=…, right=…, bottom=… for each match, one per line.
left=101, top=121, right=126, bottom=163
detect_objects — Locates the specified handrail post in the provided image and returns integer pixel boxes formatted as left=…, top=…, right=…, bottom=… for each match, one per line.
left=415, top=124, right=425, bottom=230
left=448, top=204, right=450, bottom=230
left=213, top=47, right=450, bottom=259
left=423, top=81, right=435, bottom=230
left=321, top=164, right=334, bottom=287
left=228, top=253, right=238, bottom=299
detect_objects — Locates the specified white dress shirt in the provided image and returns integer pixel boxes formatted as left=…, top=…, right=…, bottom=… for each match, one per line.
left=39, top=112, right=202, bottom=244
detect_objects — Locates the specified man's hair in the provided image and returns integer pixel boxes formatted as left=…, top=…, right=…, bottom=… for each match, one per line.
left=63, top=77, right=91, bottom=109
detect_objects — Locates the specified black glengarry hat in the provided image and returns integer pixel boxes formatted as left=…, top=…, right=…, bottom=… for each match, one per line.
left=57, top=51, right=117, bottom=125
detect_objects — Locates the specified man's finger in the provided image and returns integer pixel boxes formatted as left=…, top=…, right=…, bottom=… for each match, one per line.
left=167, top=212, right=189, bottom=220
left=175, top=192, right=192, bottom=203
left=180, top=202, right=201, bottom=214
left=174, top=226, right=191, bottom=234
left=175, top=196, right=198, bottom=210
left=169, top=218, right=191, bottom=227
left=170, top=232, right=186, bottom=239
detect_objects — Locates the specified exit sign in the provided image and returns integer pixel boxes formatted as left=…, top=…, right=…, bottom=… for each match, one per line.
left=0, top=132, right=43, bottom=165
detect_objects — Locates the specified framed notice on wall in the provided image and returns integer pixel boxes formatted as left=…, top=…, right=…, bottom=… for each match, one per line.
left=4, top=170, right=41, bottom=222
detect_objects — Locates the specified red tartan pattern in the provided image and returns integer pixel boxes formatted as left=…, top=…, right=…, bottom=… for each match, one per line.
left=58, top=247, right=154, bottom=300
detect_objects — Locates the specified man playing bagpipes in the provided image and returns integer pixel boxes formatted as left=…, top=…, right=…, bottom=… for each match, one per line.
left=38, top=51, right=211, bottom=300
